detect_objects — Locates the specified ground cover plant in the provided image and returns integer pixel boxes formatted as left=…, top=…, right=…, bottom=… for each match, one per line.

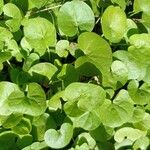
left=0, top=0, right=150, bottom=149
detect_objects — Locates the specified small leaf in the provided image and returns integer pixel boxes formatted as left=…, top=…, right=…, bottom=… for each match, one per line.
left=28, top=62, right=58, bottom=80
left=28, top=0, right=50, bottom=9
left=44, top=123, right=73, bottom=149
left=133, top=136, right=149, bottom=150
left=1, top=113, right=23, bottom=128
left=111, top=0, right=126, bottom=10
left=12, top=117, right=32, bottom=135
left=0, top=81, right=19, bottom=116
left=57, top=1, right=95, bottom=37
left=77, top=32, right=112, bottom=75
left=134, top=0, right=150, bottom=13
left=114, top=127, right=146, bottom=143
left=99, top=90, right=134, bottom=127
left=3, top=3, right=22, bottom=32
left=101, top=5, right=127, bottom=43
left=56, top=40, right=69, bottom=57
left=23, top=17, right=56, bottom=55
left=0, top=0, right=3, bottom=15
left=0, top=131, right=18, bottom=149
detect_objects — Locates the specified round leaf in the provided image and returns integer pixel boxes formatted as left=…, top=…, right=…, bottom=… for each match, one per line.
left=101, top=5, right=127, bottom=43
left=57, top=1, right=95, bottom=37
left=23, top=17, right=56, bottom=55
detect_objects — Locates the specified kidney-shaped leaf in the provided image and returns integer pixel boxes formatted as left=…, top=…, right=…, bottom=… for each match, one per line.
left=7, top=83, right=46, bottom=116
left=63, top=82, right=106, bottom=112
left=63, top=82, right=105, bottom=130
left=3, top=3, right=22, bottom=32
left=28, top=63, right=58, bottom=80
left=57, top=1, right=95, bottom=37
left=77, top=32, right=112, bottom=75
left=44, top=123, right=73, bottom=149
left=23, top=17, right=56, bottom=54
left=101, top=5, right=127, bottom=43
left=99, top=90, right=134, bottom=127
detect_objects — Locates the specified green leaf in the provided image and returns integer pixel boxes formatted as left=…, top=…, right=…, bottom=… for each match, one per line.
left=63, top=82, right=105, bottom=112
left=1, top=113, right=23, bottom=128
left=72, top=111, right=101, bottom=131
left=111, top=0, right=126, bottom=10
left=114, top=127, right=146, bottom=143
left=12, top=117, right=32, bottom=135
left=0, top=0, right=3, bottom=15
left=142, top=13, right=150, bottom=28
left=134, top=113, right=150, bottom=131
left=133, top=136, right=149, bottom=150
left=23, top=53, right=40, bottom=71
left=44, top=123, right=73, bottom=149
left=134, top=0, right=150, bottom=13
left=56, top=40, right=69, bottom=57
left=7, top=83, right=47, bottom=116
left=47, top=91, right=62, bottom=111
left=32, top=113, right=56, bottom=141
left=63, top=82, right=105, bottom=130
left=57, top=1, right=95, bottom=37
left=128, top=80, right=150, bottom=105
left=23, top=17, right=56, bottom=55
left=0, top=26, right=13, bottom=42
left=111, top=60, right=128, bottom=86
left=28, top=0, right=50, bottom=9
left=3, top=3, right=22, bottom=32
left=99, top=90, right=134, bottom=127
left=0, top=81, right=19, bottom=116
left=57, top=64, right=79, bottom=87
left=101, top=5, right=127, bottom=43
left=28, top=62, right=58, bottom=80
left=16, top=134, right=33, bottom=149
left=0, top=51, right=11, bottom=70
left=0, top=131, right=18, bottom=150
left=75, top=132, right=96, bottom=149
left=77, top=32, right=112, bottom=75
left=22, top=141, right=48, bottom=150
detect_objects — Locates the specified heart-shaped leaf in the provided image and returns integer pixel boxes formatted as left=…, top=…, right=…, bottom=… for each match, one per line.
left=7, top=83, right=46, bottom=116
left=77, top=32, right=112, bottom=75
left=99, top=90, right=134, bottom=127
left=44, top=123, right=73, bottom=149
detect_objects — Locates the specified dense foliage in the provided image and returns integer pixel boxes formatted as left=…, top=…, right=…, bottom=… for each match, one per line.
left=0, top=0, right=150, bottom=149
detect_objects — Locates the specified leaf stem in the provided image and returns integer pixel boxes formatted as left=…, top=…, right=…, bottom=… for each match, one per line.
left=34, top=5, right=62, bottom=14
left=6, top=60, right=13, bottom=69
